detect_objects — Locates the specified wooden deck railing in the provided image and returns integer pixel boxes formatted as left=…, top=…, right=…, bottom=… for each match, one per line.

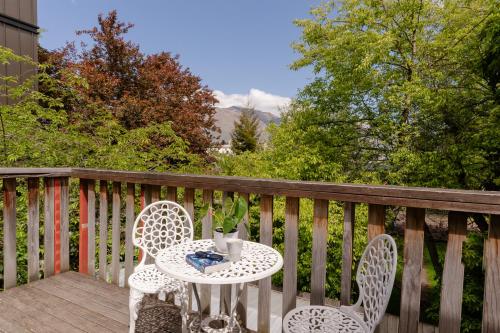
left=1, top=167, right=499, bottom=333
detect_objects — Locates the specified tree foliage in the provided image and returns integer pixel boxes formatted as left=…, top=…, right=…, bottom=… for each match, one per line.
left=1, top=44, right=202, bottom=172
left=286, top=0, right=499, bottom=190
left=42, top=10, right=219, bottom=155
left=230, top=108, right=260, bottom=154
left=215, top=1, right=498, bottom=331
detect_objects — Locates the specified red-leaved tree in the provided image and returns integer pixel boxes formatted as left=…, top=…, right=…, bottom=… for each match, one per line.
left=42, top=10, right=219, bottom=155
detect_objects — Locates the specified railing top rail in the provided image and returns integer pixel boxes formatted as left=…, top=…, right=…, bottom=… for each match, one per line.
left=0, top=167, right=73, bottom=178
left=0, top=167, right=498, bottom=214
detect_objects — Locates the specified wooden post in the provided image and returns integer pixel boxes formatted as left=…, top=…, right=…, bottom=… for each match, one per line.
left=258, top=195, right=273, bottom=333
left=167, top=186, right=177, bottom=202
left=27, top=178, right=40, bottom=282
left=341, top=202, right=355, bottom=305
left=44, top=177, right=55, bottom=277
left=236, top=192, right=250, bottom=327
left=111, top=182, right=121, bottom=285
left=3, top=178, right=17, bottom=289
left=144, top=185, right=154, bottom=265
left=482, top=214, right=500, bottom=332
left=53, top=178, right=61, bottom=274
left=200, top=189, right=213, bottom=315
left=151, top=185, right=160, bottom=202
left=138, top=184, right=146, bottom=263
left=98, top=180, right=108, bottom=281
left=311, top=199, right=329, bottom=306
left=184, top=187, right=195, bottom=312
left=87, top=180, right=96, bottom=276
left=439, top=211, right=467, bottom=333
left=125, top=183, right=135, bottom=287
left=184, top=188, right=195, bottom=224
left=368, top=204, right=385, bottom=241
left=282, top=197, right=299, bottom=318
left=60, top=177, right=70, bottom=273
left=399, top=207, right=425, bottom=333
left=143, top=184, right=152, bottom=206
left=79, top=179, right=89, bottom=274
left=220, top=191, right=234, bottom=314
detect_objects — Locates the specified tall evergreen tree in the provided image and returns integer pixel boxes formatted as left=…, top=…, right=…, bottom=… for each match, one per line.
left=230, top=109, right=260, bottom=154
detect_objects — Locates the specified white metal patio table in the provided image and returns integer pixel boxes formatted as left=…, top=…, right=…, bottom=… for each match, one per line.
left=155, top=239, right=283, bottom=333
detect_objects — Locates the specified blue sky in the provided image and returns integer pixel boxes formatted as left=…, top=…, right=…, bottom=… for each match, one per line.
left=38, top=0, right=321, bottom=114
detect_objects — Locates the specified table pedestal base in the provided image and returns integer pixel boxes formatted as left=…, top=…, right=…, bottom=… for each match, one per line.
left=187, top=283, right=244, bottom=333
left=188, top=314, right=241, bottom=333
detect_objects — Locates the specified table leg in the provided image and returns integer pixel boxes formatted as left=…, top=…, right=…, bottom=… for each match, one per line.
left=192, top=283, right=203, bottom=332
left=227, top=283, right=245, bottom=331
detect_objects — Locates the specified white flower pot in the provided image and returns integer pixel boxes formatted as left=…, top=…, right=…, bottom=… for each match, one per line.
left=214, top=228, right=239, bottom=253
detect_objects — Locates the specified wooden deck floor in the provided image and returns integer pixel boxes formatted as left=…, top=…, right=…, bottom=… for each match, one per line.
left=0, top=272, right=130, bottom=333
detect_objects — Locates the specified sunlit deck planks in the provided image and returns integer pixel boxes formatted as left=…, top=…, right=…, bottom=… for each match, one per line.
left=0, top=272, right=130, bottom=333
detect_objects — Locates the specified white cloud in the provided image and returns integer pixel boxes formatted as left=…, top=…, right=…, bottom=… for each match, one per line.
left=214, top=89, right=291, bottom=116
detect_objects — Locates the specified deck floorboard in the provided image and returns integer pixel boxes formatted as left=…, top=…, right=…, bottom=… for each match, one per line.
left=0, top=272, right=130, bottom=333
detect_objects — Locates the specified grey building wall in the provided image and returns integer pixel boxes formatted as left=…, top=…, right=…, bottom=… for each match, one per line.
left=0, top=0, right=38, bottom=104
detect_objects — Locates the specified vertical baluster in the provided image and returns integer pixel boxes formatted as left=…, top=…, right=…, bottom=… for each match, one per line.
left=311, top=199, right=329, bottom=306
left=482, top=214, right=500, bottom=332
left=368, top=204, right=385, bottom=241
left=53, top=178, right=61, bottom=274
left=282, top=196, right=299, bottom=318
left=111, top=182, right=121, bottom=285
left=87, top=180, right=96, bottom=276
left=151, top=185, right=160, bottom=202
left=60, top=177, right=70, bottom=273
left=44, top=177, right=55, bottom=277
left=143, top=184, right=152, bottom=206
left=167, top=186, right=177, bottom=202
left=79, top=179, right=89, bottom=274
left=399, top=207, right=425, bottom=333
left=144, top=185, right=154, bottom=265
left=184, top=187, right=195, bottom=312
left=184, top=188, right=195, bottom=219
left=258, top=195, right=273, bottom=333
left=27, top=178, right=40, bottom=282
left=438, top=211, right=467, bottom=333
left=200, top=189, right=213, bottom=315
left=368, top=204, right=386, bottom=332
left=99, top=181, right=108, bottom=281
left=125, top=183, right=135, bottom=287
left=236, top=192, right=250, bottom=327
left=220, top=192, right=234, bottom=314
left=341, top=202, right=355, bottom=305
left=3, top=178, right=17, bottom=289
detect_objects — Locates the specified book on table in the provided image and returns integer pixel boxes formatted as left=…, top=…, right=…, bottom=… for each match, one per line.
left=186, top=252, right=231, bottom=273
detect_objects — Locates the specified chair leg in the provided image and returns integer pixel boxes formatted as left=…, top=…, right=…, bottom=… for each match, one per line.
left=179, top=283, right=190, bottom=333
left=129, top=287, right=144, bottom=333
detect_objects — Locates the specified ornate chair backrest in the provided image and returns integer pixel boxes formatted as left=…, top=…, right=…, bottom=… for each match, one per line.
left=354, top=234, right=397, bottom=333
left=132, top=201, right=193, bottom=265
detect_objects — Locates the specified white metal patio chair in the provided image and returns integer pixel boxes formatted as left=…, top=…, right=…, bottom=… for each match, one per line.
left=283, top=234, right=397, bottom=333
left=128, top=200, right=193, bottom=333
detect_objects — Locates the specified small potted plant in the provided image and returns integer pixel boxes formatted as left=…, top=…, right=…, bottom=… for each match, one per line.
left=200, top=196, right=248, bottom=253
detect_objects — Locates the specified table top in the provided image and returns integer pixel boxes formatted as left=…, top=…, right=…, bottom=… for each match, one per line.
left=155, top=239, right=283, bottom=285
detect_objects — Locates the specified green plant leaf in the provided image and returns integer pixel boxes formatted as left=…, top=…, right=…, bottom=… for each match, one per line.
left=223, top=216, right=236, bottom=234
left=224, top=197, right=234, bottom=214
left=233, top=196, right=247, bottom=220
left=213, top=210, right=224, bottom=230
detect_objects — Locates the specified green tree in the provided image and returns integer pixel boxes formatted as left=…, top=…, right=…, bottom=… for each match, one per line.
left=286, top=0, right=498, bottom=190
left=230, top=108, right=260, bottom=154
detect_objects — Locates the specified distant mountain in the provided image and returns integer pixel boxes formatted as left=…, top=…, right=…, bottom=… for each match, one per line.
left=214, top=106, right=281, bottom=144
